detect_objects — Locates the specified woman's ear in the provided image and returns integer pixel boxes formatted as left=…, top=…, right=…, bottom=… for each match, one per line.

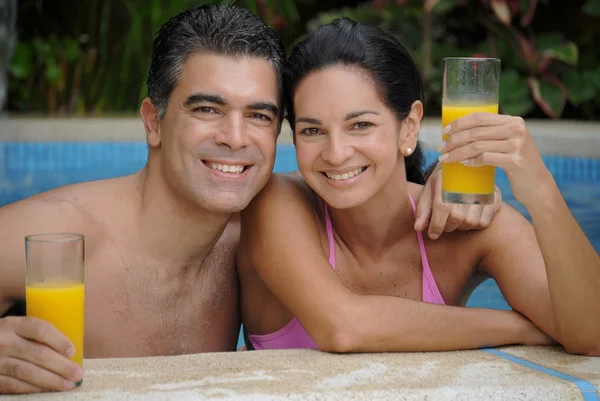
left=399, top=100, right=423, bottom=157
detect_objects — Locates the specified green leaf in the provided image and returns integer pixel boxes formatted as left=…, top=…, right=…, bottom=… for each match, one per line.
left=45, top=62, right=62, bottom=85
left=563, top=70, right=597, bottom=105
left=281, top=0, right=299, bottom=22
left=587, top=67, right=600, bottom=90
left=528, top=76, right=566, bottom=118
left=9, top=43, right=34, bottom=79
left=582, top=0, right=600, bottom=16
left=63, top=39, right=81, bottom=63
left=432, top=0, right=460, bottom=14
left=540, top=42, right=579, bottom=66
left=244, top=0, right=258, bottom=16
left=499, top=69, right=534, bottom=116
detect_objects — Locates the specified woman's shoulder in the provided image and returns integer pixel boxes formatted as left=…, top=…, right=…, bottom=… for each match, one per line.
left=243, top=172, right=320, bottom=221
left=258, top=172, right=317, bottom=203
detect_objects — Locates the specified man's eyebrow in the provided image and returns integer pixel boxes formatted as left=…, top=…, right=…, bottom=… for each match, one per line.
left=248, top=102, right=279, bottom=116
left=344, top=110, right=379, bottom=120
left=184, top=93, right=227, bottom=107
left=296, top=116, right=321, bottom=125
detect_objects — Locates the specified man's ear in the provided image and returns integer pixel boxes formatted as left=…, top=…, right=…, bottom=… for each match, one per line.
left=398, top=100, right=423, bottom=156
left=140, top=98, right=161, bottom=147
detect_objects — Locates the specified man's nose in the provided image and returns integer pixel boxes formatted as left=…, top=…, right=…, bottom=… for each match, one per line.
left=215, top=114, right=248, bottom=151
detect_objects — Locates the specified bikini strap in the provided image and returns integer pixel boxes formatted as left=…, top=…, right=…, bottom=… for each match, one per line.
left=408, top=193, right=445, bottom=305
left=323, top=202, right=336, bottom=269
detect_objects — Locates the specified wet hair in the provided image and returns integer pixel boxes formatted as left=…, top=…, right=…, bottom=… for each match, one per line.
left=146, top=4, right=286, bottom=120
left=284, top=18, right=426, bottom=184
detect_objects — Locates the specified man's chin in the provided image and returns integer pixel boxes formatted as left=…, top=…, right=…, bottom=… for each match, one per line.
left=202, top=195, right=252, bottom=214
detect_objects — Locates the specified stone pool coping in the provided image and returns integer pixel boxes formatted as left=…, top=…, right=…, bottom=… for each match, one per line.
left=1, top=117, right=599, bottom=157
left=13, top=346, right=600, bottom=400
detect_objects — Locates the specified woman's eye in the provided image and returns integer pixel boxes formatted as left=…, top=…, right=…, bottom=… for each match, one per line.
left=352, top=121, right=373, bottom=130
left=300, top=127, right=322, bottom=136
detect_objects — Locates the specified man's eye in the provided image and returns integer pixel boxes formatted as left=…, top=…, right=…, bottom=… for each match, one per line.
left=250, top=113, right=272, bottom=122
left=193, top=107, right=215, bottom=113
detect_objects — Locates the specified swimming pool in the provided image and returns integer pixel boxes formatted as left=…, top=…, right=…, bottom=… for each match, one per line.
left=1, top=141, right=599, bottom=311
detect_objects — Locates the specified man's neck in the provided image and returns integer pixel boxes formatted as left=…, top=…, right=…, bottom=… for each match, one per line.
left=134, top=165, right=233, bottom=266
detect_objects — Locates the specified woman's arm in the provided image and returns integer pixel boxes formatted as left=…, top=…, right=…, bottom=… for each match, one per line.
left=239, top=174, right=552, bottom=353
left=525, top=172, right=600, bottom=355
left=442, top=114, right=600, bottom=356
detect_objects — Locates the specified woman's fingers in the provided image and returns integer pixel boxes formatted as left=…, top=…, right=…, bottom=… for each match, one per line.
left=440, top=139, right=517, bottom=165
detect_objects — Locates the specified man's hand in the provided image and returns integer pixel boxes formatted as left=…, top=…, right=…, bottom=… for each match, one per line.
left=415, top=162, right=502, bottom=239
left=0, top=316, right=83, bottom=394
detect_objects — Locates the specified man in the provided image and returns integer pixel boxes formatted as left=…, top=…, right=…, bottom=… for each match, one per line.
left=0, top=4, right=498, bottom=394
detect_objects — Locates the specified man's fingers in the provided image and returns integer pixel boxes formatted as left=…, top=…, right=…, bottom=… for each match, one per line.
left=0, top=357, right=76, bottom=392
left=0, top=375, right=44, bottom=394
left=14, top=317, right=74, bottom=357
left=414, top=179, right=434, bottom=231
left=479, top=204, right=496, bottom=228
left=428, top=187, right=451, bottom=240
left=11, top=337, right=82, bottom=382
left=458, top=205, right=484, bottom=231
left=443, top=204, right=468, bottom=233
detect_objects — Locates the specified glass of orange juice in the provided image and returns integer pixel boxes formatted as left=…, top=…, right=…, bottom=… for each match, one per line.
left=25, top=233, right=85, bottom=386
left=442, top=57, right=501, bottom=204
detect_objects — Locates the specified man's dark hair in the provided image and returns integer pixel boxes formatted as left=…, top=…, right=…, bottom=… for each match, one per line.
left=146, top=4, right=285, bottom=119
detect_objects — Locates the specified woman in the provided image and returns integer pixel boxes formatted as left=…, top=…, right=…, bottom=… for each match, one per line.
left=237, top=18, right=600, bottom=355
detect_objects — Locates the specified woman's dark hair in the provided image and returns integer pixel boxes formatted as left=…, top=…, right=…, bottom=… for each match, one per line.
left=283, top=18, right=425, bottom=184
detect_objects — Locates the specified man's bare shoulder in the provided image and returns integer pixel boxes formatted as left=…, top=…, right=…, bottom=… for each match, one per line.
left=2, top=174, right=135, bottom=221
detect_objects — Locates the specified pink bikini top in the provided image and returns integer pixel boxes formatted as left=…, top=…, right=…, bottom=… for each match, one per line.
left=247, top=193, right=445, bottom=350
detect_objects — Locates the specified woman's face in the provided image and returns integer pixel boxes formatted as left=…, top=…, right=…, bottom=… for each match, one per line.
left=293, top=66, right=418, bottom=209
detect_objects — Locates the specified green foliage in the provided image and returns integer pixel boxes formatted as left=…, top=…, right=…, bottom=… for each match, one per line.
left=303, top=0, right=600, bottom=120
left=7, top=0, right=297, bottom=115
left=6, top=0, right=600, bottom=120
left=583, top=0, right=600, bottom=16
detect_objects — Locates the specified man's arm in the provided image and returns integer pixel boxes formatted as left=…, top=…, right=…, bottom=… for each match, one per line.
left=240, top=175, right=552, bottom=353
left=0, top=192, right=88, bottom=393
left=0, top=194, right=86, bottom=312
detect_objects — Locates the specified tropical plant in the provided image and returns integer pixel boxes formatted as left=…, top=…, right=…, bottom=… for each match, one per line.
left=7, top=0, right=298, bottom=115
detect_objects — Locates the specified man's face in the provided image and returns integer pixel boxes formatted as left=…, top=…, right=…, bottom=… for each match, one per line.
left=152, top=54, right=280, bottom=213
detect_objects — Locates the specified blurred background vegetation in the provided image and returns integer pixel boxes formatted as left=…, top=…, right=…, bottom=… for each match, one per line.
left=5, top=0, right=600, bottom=120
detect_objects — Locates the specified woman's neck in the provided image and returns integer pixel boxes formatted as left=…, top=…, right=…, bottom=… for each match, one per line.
left=325, top=167, right=418, bottom=261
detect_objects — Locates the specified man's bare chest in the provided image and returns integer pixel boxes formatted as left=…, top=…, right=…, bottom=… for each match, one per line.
left=82, top=246, right=239, bottom=358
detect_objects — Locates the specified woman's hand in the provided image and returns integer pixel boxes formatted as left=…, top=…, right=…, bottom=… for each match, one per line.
left=439, top=113, right=552, bottom=208
left=509, top=311, right=557, bottom=347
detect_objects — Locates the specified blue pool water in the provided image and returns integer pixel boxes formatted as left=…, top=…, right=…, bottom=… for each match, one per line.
left=1, top=142, right=599, bottom=313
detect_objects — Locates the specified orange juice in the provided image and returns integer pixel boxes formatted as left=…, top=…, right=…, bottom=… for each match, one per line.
left=442, top=104, right=498, bottom=194
left=26, top=282, right=85, bottom=367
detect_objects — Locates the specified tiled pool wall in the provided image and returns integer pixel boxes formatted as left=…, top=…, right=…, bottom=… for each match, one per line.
left=1, top=141, right=599, bottom=311
left=1, top=141, right=599, bottom=199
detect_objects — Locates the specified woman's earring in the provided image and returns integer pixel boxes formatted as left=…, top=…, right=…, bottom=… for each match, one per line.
left=405, top=147, right=413, bottom=156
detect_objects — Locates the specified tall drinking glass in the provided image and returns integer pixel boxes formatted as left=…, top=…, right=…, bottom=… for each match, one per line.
left=25, top=233, right=85, bottom=385
left=441, top=57, right=501, bottom=204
